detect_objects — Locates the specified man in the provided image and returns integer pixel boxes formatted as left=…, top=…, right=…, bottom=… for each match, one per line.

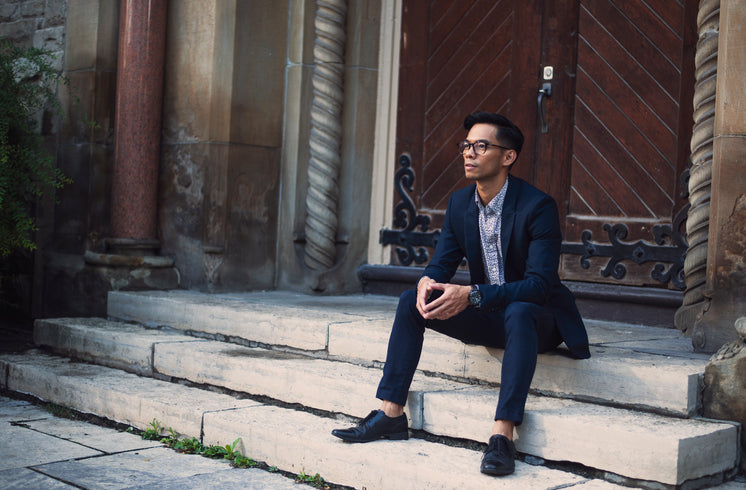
left=332, top=111, right=590, bottom=476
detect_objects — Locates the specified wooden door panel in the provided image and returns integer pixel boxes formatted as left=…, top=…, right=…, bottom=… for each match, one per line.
left=561, top=0, right=694, bottom=286
left=389, top=0, right=694, bottom=289
left=397, top=0, right=528, bottom=228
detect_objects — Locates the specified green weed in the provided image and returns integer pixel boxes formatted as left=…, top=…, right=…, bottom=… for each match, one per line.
left=141, top=418, right=163, bottom=440
left=297, top=471, right=326, bottom=487
left=139, top=419, right=332, bottom=488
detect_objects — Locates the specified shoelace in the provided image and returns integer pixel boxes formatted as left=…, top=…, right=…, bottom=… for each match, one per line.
left=486, top=436, right=515, bottom=457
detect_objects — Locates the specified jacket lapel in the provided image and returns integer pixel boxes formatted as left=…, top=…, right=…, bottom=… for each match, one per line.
left=500, top=175, right=518, bottom=265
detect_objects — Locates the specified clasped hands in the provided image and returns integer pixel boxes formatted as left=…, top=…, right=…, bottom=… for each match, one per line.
left=416, top=277, right=471, bottom=320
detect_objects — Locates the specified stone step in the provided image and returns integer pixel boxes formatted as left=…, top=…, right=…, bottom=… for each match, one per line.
left=0, top=352, right=623, bottom=489
left=107, top=290, right=709, bottom=416
left=32, top=317, right=740, bottom=487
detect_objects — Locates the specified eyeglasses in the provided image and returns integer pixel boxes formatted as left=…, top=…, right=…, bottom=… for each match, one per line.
left=457, top=140, right=512, bottom=155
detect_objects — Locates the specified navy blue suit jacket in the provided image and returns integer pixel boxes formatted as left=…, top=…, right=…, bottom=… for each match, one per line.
left=422, top=175, right=591, bottom=359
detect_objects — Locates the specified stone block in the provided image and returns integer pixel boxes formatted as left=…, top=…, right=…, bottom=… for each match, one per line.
left=328, top=318, right=467, bottom=377
left=328, top=305, right=705, bottom=415
left=63, top=0, right=119, bottom=71
left=202, top=404, right=587, bottom=489
left=703, top=333, right=746, bottom=469
left=232, top=1, right=289, bottom=147
left=465, top=344, right=704, bottom=416
left=0, top=18, right=36, bottom=44
left=422, top=388, right=739, bottom=486
left=20, top=1, right=43, bottom=18
left=153, top=339, right=464, bottom=430
left=107, top=290, right=352, bottom=350
left=0, top=352, right=259, bottom=437
left=0, top=3, right=20, bottom=23
left=33, top=317, right=200, bottom=375
left=32, top=26, right=64, bottom=52
left=43, top=0, right=66, bottom=27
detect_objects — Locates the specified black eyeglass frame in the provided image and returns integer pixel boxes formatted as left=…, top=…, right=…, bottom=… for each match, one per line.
left=457, top=139, right=512, bottom=155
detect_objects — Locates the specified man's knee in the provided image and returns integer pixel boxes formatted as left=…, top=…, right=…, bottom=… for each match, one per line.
left=504, top=301, right=542, bottom=322
left=395, top=289, right=423, bottom=322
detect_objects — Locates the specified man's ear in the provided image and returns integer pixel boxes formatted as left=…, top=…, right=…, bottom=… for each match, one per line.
left=503, top=150, right=517, bottom=168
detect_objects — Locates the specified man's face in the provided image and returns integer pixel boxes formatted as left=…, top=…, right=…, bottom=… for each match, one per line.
left=461, top=123, right=514, bottom=182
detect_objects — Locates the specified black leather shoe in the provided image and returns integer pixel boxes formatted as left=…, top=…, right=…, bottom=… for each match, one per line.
left=480, top=434, right=516, bottom=476
left=331, top=410, right=408, bottom=443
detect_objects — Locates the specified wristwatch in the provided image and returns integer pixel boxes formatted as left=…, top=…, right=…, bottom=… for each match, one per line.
left=468, top=284, right=482, bottom=308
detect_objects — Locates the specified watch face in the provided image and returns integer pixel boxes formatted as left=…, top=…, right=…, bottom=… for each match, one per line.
left=469, top=290, right=480, bottom=305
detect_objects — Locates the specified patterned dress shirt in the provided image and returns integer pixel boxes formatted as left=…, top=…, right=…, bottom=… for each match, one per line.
left=476, top=179, right=509, bottom=285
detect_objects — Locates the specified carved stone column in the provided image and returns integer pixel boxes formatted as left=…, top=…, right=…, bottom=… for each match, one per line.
left=303, top=0, right=347, bottom=272
left=689, top=0, right=746, bottom=352
left=110, top=0, right=167, bottom=248
left=676, top=0, right=719, bottom=335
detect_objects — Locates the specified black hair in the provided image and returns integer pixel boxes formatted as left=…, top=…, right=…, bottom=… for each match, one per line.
left=463, top=111, right=524, bottom=156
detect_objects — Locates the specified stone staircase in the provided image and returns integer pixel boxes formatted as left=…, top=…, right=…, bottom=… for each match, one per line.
left=0, top=290, right=741, bottom=489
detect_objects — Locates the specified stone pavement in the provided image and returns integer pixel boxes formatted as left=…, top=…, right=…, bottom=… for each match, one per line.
left=0, top=395, right=318, bottom=490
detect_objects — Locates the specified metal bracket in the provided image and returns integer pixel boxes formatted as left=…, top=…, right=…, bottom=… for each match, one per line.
left=379, top=154, right=439, bottom=266
left=561, top=205, right=688, bottom=289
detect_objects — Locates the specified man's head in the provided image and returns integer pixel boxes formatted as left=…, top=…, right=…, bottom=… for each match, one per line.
left=463, top=111, right=524, bottom=157
left=460, top=112, right=524, bottom=182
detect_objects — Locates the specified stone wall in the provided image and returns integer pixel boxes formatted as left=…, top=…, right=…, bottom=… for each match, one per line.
left=158, top=0, right=288, bottom=292
left=38, top=0, right=119, bottom=317
left=3, top=0, right=385, bottom=319
left=0, top=0, right=67, bottom=58
left=0, top=0, right=70, bottom=319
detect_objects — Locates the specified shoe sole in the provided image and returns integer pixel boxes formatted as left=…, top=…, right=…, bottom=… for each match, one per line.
left=332, top=431, right=409, bottom=443
left=480, top=466, right=514, bottom=476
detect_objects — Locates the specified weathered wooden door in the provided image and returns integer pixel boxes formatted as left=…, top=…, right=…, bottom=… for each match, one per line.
left=390, top=0, right=695, bottom=290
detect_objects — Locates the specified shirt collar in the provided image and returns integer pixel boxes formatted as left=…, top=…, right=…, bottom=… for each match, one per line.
left=475, top=178, right=509, bottom=214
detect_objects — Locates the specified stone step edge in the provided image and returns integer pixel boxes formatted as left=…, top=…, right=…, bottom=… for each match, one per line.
left=151, top=338, right=740, bottom=486
left=30, top=317, right=741, bottom=486
left=37, top=316, right=702, bottom=417
left=0, top=352, right=619, bottom=490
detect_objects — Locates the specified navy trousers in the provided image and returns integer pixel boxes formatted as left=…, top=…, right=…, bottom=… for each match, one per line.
left=376, top=289, right=562, bottom=425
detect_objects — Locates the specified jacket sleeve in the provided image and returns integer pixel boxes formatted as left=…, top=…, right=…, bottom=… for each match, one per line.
left=422, top=194, right=466, bottom=284
left=479, top=195, right=562, bottom=309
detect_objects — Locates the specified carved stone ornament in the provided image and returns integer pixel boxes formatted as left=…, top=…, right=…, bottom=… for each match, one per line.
left=303, top=0, right=347, bottom=271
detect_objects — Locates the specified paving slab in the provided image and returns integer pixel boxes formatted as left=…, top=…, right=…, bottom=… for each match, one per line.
left=0, top=422, right=103, bottom=470
left=0, top=396, right=51, bottom=422
left=34, top=446, right=233, bottom=489
left=22, top=417, right=162, bottom=453
left=121, top=468, right=303, bottom=490
left=0, top=352, right=261, bottom=436
left=421, top=388, right=739, bottom=486
left=0, top=467, right=76, bottom=489
left=202, top=403, right=590, bottom=490
left=34, top=317, right=200, bottom=375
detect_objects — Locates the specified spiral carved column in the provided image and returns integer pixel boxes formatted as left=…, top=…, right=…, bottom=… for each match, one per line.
left=303, top=0, right=347, bottom=271
left=675, top=0, right=719, bottom=334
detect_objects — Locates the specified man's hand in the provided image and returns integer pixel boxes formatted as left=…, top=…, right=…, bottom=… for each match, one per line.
left=416, top=277, right=471, bottom=320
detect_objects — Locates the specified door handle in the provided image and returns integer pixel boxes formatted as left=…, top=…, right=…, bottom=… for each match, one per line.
left=538, top=82, right=552, bottom=133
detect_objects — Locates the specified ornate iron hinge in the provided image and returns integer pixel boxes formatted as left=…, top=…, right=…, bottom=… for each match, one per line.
left=560, top=205, right=688, bottom=290
left=379, top=154, right=439, bottom=266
